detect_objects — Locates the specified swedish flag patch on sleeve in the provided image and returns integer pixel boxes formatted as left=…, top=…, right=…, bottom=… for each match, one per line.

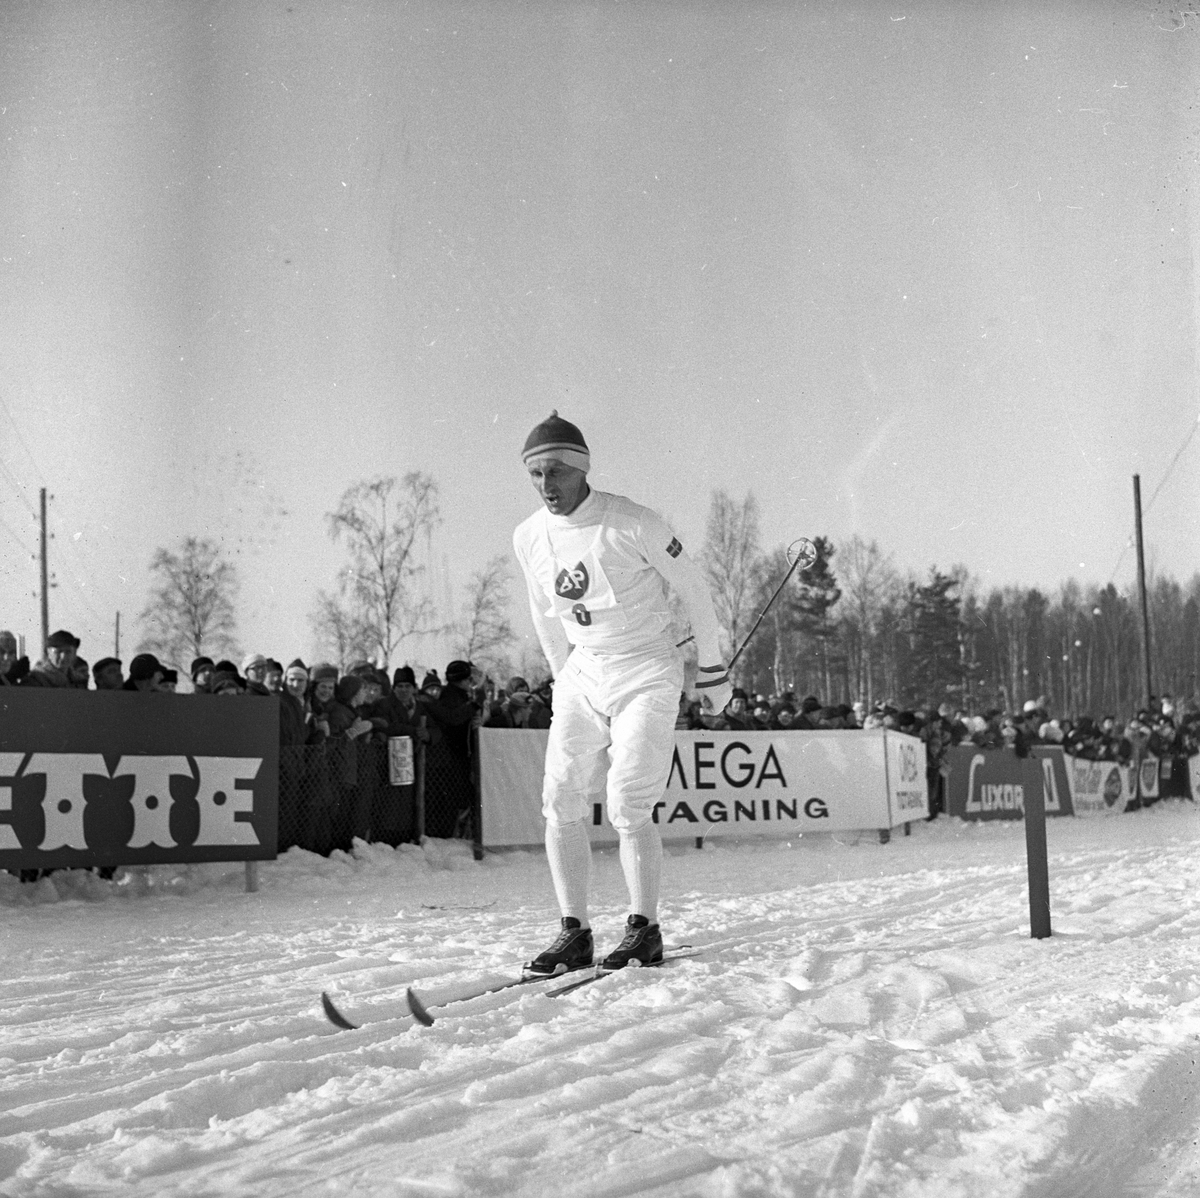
left=666, top=537, right=682, bottom=558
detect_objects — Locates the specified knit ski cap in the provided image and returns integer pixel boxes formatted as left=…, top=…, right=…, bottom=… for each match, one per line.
left=521, top=410, right=590, bottom=474
left=128, top=653, right=163, bottom=682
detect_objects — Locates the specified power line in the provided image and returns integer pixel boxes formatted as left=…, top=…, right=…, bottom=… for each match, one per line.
left=0, top=455, right=37, bottom=519
left=0, top=512, right=37, bottom=559
left=0, top=392, right=47, bottom=486
left=1107, top=412, right=1200, bottom=584
left=46, top=504, right=118, bottom=632
left=1144, top=411, right=1200, bottom=515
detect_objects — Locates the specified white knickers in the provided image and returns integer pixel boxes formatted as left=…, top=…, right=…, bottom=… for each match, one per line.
left=542, top=646, right=683, bottom=834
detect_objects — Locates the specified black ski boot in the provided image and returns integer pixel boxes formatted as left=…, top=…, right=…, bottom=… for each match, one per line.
left=600, top=915, right=663, bottom=969
left=526, top=917, right=594, bottom=976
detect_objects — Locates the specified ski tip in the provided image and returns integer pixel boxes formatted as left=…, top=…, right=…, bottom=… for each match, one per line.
left=321, top=991, right=359, bottom=1031
left=406, top=987, right=435, bottom=1027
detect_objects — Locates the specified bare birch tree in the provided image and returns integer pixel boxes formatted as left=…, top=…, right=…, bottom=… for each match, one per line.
left=455, top=553, right=516, bottom=678
left=836, top=535, right=896, bottom=706
left=700, top=489, right=763, bottom=673
left=309, top=590, right=376, bottom=670
left=138, top=537, right=239, bottom=668
left=324, top=473, right=441, bottom=669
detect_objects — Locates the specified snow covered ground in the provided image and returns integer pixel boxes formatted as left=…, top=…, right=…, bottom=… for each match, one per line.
left=3, top=803, right=1200, bottom=1198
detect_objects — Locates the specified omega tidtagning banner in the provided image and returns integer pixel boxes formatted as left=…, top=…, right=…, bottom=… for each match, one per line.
left=0, top=690, right=278, bottom=871
left=478, top=728, right=927, bottom=846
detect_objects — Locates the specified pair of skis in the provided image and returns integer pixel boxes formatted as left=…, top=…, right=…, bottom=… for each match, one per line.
left=321, top=946, right=700, bottom=1030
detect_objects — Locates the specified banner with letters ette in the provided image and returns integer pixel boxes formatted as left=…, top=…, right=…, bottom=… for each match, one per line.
left=945, top=746, right=1075, bottom=822
left=478, top=728, right=927, bottom=846
left=0, top=690, right=278, bottom=871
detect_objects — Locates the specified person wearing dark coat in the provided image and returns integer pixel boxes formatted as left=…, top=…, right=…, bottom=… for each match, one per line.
left=20, top=629, right=79, bottom=688
left=0, top=629, right=29, bottom=685
left=424, top=660, right=482, bottom=837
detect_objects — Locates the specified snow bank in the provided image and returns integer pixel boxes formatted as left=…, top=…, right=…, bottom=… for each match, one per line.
left=2, top=804, right=1199, bottom=1196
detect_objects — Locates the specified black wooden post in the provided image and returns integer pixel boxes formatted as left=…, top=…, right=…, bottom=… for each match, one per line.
left=1024, top=758, right=1051, bottom=939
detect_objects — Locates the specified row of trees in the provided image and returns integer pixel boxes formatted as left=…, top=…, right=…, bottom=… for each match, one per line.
left=138, top=473, right=527, bottom=681
left=701, top=490, right=1200, bottom=717
left=138, top=478, right=1198, bottom=718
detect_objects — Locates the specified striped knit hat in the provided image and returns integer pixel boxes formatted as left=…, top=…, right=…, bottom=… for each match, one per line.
left=521, top=410, right=590, bottom=474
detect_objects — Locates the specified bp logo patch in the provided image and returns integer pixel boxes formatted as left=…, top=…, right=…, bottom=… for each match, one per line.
left=555, top=562, right=589, bottom=600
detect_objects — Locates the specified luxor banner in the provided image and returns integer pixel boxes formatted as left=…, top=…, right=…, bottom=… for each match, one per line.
left=478, top=728, right=927, bottom=846
left=0, top=690, right=278, bottom=871
left=945, top=745, right=1160, bottom=820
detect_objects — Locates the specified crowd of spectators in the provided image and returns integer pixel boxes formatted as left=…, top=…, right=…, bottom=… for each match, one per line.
left=0, top=628, right=514, bottom=749
left=4, top=627, right=1197, bottom=795
left=671, top=683, right=1199, bottom=757
left=4, top=627, right=1197, bottom=761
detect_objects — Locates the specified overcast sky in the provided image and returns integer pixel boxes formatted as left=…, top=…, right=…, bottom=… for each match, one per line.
left=1, top=0, right=1197, bottom=673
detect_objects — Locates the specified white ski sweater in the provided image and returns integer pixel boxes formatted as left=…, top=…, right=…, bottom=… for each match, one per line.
left=513, top=489, right=723, bottom=677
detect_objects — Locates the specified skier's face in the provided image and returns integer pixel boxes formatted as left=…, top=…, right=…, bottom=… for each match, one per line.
left=527, top=457, right=589, bottom=516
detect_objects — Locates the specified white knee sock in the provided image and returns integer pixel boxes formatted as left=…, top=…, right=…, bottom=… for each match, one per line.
left=545, top=819, right=592, bottom=927
left=618, top=821, right=662, bottom=924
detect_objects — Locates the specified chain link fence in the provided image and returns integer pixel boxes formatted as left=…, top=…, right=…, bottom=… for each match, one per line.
left=278, top=732, right=483, bottom=858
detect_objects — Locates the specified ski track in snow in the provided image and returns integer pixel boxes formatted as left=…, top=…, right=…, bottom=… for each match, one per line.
left=2, top=807, right=1200, bottom=1197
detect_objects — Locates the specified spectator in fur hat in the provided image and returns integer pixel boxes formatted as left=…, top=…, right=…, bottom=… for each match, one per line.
left=159, top=668, right=178, bottom=693
left=427, top=661, right=480, bottom=749
left=284, top=659, right=309, bottom=701
left=191, top=657, right=215, bottom=693
left=209, top=661, right=244, bottom=695
left=305, top=663, right=338, bottom=737
left=0, top=630, right=28, bottom=685
left=239, top=654, right=272, bottom=696
left=93, top=657, right=124, bottom=691
left=381, top=663, right=431, bottom=742
left=264, top=659, right=284, bottom=694
left=330, top=675, right=374, bottom=740
left=715, top=686, right=753, bottom=731
left=68, top=656, right=91, bottom=689
left=21, top=629, right=79, bottom=688
left=278, top=660, right=310, bottom=747
left=242, top=653, right=268, bottom=685
left=122, top=653, right=164, bottom=692
left=816, top=706, right=844, bottom=729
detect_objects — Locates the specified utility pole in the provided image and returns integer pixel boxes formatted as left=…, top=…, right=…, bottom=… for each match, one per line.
left=1132, top=474, right=1154, bottom=709
left=39, top=487, right=49, bottom=652
left=115, top=611, right=121, bottom=658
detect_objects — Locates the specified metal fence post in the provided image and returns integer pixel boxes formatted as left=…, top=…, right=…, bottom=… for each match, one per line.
left=470, top=723, right=484, bottom=861
left=415, top=733, right=427, bottom=845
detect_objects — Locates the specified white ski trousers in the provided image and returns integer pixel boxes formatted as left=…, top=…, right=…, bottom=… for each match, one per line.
left=542, top=646, right=683, bottom=834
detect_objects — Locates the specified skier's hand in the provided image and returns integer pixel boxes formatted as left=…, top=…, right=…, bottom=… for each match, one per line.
left=696, top=665, right=732, bottom=716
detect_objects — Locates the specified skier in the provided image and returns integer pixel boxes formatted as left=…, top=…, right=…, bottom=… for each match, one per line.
left=513, top=411, right=732, bottom=973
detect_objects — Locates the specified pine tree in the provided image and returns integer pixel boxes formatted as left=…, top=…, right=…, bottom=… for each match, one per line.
left=905, top=569, right=961, bottom=707
left=785, top=537, right=841, bottom=700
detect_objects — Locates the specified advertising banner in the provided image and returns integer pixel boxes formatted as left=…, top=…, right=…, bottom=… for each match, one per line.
left=1030, top=747, right=1075, bottom=817
left=1137, top=756, right=1160, bottom=802
left=0, top=690, right=278, bottom=871
left=944, top=746, right=1045, bottom=821
left=478, top=728, right=926, bottom=846
left=1064, top=754, right=1132, bottom=816
left=388, top=736, right=414, bottom=787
